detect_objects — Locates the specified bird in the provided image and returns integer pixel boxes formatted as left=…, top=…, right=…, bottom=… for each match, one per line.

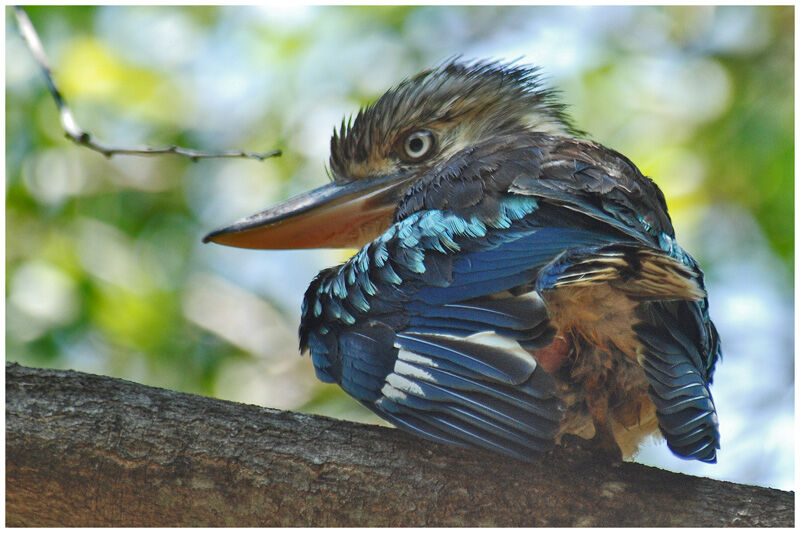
left=203, top=59, right=721, bottom=463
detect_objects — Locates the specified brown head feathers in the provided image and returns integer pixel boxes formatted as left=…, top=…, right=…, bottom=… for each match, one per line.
left=329, top=59, right=580, bottom=181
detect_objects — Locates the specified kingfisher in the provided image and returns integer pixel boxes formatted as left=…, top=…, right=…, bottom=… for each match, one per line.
left=203, top=59, right=720, bottom=463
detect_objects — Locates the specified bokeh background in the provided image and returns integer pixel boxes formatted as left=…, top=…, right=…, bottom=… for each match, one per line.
left=6, top=6, right=793, bottom=490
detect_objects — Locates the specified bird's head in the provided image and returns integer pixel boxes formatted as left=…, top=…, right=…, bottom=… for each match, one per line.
left=203, top=59, right=576, bottom=249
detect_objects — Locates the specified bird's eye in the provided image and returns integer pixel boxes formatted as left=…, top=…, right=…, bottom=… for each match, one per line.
left=402, top=130, right=435, bottom=161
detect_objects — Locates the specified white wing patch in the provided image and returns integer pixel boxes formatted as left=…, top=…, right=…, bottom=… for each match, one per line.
left=380, top=383, right=408, bottom=402
left=385, top=372, right=426, bottom=397
left=396, top=349, right=440, bottom=368
left=394, top=360, right=436, bottom=382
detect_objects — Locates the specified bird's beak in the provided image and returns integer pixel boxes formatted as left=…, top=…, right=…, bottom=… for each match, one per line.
left=202, top=172, right=415, bottom=249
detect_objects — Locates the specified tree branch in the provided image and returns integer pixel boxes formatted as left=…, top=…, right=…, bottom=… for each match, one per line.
left=6, top=363, right=793, bottom=527
left=12, top=6, right=280, bottom=162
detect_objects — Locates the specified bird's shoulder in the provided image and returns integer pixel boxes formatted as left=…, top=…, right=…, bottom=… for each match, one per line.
left=395, top=132, right=675, bottom=243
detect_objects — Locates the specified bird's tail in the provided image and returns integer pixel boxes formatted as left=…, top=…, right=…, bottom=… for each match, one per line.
left=634, top=300, right=720, bottom=462
left=537, top=242, right=720, bottom=462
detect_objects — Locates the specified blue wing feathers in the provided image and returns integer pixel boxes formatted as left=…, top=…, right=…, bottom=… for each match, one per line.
left=395, top=332, right=536, bottom=386
left=403, top=323, right=484, bottom=339
left=363, top=403, right=470, bottom=447
left=407, top=295, right=547, bottom=331
left=384, top=374, right=556, bottom=440
left=394, top=406, right=546, bottom=460
left=375, top=400, right=552, bottom=460
left=394, top=333, right=521, bottom=385
left=416, top=273, right=535, bottom=304
left=406, top=365, right=562, bottom=421
left=300, top=186, right=719, bottom=462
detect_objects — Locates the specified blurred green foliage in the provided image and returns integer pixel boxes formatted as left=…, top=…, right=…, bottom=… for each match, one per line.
left=5, top=6, right=794, bottom=487
left=697, top=14, right=794, bottom=260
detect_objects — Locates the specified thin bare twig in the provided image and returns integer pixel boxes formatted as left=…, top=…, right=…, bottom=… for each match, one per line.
left=12, top=6, right=281, bottom=162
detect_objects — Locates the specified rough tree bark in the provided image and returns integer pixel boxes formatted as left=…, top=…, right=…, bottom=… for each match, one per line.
left=6, top=363, right=793, bottom=527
